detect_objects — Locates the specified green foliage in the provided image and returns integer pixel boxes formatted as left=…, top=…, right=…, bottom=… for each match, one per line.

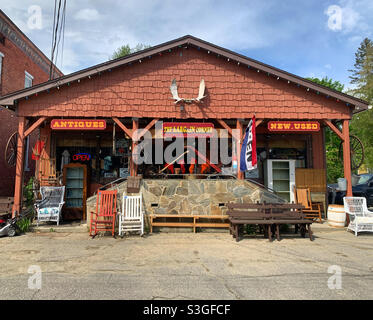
left=20, top=177, right=35, bottom=232
left=23, top=177, right=35, bottom=208
left=325, top=127, right=344, bottom=183
left=245, top=224, right=257, bottom=235
left=349, top=38, right=373, bottom=87
left=307, top=77, right=345, bottom=183
left=279, top=224, right=290, bottom=233
left=306, top=76, right=345, bottom=92
left=17, top=217, right=32, bottom=233
left=350, top=109, right=373, bottom=169
left=349, top=38, right=373, bottom=170
left=111, top=43, right=151, bottom=60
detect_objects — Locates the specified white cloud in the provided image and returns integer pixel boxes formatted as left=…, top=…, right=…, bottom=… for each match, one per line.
left=74, top=8, right=101, bottom=21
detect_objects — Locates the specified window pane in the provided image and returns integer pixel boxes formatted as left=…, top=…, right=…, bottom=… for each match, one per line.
left=25, top=72, right=33, bottom=88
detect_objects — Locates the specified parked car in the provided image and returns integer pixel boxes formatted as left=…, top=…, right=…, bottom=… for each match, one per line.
left=328, top=174, right=373, bottom=207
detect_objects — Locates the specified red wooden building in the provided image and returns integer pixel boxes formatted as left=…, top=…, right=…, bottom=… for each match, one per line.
left=0, top=35, right=368, bottom=217
left=0, top=9, right=63, bottom=196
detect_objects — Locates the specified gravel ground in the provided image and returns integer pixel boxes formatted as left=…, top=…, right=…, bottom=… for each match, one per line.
left=0, top=223, right=372, bottom=300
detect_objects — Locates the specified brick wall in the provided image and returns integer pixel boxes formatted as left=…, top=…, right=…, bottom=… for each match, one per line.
left=0, top=14, right=56, bottom=196
left=18, top=46, right=352, bottom=120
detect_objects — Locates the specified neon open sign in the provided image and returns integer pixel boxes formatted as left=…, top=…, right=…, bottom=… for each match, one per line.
left=73, top=153, right=91, bottom=161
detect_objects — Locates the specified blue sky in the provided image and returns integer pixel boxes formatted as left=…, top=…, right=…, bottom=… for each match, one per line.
left=2, top=0, right=373, bottom=90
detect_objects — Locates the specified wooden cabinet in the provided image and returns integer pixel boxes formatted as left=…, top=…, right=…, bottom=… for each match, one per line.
left=63, top=163, right=88, bottom=220
left=264, top=160, right=296, bottom=203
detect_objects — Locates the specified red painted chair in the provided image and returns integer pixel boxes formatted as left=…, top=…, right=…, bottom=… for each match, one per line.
left=90, top=190, right=118, bottom=238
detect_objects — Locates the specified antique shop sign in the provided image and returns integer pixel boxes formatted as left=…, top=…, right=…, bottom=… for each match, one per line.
left=51, top=119, right=106, bottom=130
left=268, top=121, right=320, bottom=132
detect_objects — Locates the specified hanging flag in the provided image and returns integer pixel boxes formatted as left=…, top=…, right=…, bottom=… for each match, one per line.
left=240, top=116, right=257, bottom=172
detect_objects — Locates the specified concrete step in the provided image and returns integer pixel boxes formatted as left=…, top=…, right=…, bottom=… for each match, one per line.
left=32, top=222, right=88, bottom=233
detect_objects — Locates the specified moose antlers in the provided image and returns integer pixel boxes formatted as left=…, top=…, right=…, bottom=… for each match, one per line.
left=170, top=78, right=206, bottom=104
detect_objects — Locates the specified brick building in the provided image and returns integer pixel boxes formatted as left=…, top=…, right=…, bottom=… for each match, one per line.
left=0, top=9, right=62, bottom=196
left=0, top=35, right=368, bottom=219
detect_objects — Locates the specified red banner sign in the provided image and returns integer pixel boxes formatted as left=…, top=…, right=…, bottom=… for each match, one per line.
left=268, top=121, right=320, bottom=132
left=163, top=122, right=215, bottom=138
left=51, top=119, right=106, bottom=130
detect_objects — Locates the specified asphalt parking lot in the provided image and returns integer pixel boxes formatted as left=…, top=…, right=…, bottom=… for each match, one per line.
left=0, top=223, right=372, bottom=300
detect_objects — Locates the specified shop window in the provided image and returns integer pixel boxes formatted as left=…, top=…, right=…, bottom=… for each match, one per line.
left=55, top=132, right=131, bottom=187
left=24, top=71, right=33, bottom=88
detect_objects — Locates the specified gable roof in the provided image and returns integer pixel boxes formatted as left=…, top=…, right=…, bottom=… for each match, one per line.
left=0, top=35, right=369, bottom=112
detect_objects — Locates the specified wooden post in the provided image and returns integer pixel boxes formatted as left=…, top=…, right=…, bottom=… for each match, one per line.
left=236, top=119, right=244, bottom=180
left=12, top=117, right=26, bottom=217
left=343, top=120, right=352, bottom=226
left=131, top=118, right=139, bottom=177
left=342, top=120, right=352, bottom=197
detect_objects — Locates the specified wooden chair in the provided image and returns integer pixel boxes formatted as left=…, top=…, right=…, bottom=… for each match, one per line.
left=118, top=193, right=144, bottom=237
left=344, top=197, right=373, bottom=236
left=295, top=188, right=322, bottom=223
left=90, top=190, right=118, bottom=238
left=35, top=186, right=65, bottom=226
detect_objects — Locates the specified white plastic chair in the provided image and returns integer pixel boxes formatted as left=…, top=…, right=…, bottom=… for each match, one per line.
left=343, top=197, right=373, bottom=236
left=35, top=186, right=65, bottom=226
left=118, top=194, right=144, bottom=237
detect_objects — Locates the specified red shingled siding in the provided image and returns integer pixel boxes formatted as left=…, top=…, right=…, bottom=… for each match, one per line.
left=18, top=47, right=352, bottom=120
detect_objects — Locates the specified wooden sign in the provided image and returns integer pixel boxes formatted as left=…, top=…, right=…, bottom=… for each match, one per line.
left=163, top=122, right=215, bottom=138
left=268, top=121, right=320, bottom=132
left=51, top=119, right=106, bottom=130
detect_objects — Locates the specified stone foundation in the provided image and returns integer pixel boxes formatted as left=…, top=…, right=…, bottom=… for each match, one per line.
left=86, top=178, right=285, bottom=229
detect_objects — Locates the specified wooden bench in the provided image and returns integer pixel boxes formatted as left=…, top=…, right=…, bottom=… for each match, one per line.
left=149, top=214, right=229, bottom=233
left=0, top=197, right=14, bottom=218
left=227, top=203, right=313, bottom=242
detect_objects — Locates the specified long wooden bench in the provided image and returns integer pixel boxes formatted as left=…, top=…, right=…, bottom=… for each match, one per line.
left=227, top=203, right=313, bottom=242
left=149, top=214, right=229, bottom=233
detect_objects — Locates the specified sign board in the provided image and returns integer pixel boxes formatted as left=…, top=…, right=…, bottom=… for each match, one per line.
left=72, top=153, right=91, bottom=161
left=163, top=122, right=215, bottom=138
left=268, top=121, right=320, bottom=132
left=51, top=119, right=106, bottom=130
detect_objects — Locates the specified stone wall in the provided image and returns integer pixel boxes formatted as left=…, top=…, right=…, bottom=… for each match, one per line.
left=86, top=178, right=285, bottom=229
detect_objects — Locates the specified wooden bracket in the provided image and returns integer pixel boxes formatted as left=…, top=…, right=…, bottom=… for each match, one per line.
left=256, top=119, right=263, bottom=127
left=135, top=118, right=159, bottom=141
left=112, top=117, right=133, bottom=139
left=24, top=117, right=47, bottom=138
left=323, top=120, right=344, bottom=142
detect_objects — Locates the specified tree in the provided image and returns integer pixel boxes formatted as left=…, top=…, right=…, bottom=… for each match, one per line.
left=306, top=77, right=345, bottom=183
left=307, top=76, right=344, bottom=92
left=349, top=38, right=373, bottom=86
left=349, top=38, right=373, bottom=171
left=111, top=43, right=151, bottom=60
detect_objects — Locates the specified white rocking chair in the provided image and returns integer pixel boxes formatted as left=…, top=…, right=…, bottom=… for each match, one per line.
left=118, top=194, right=144, bottom=237
left=343, top=197, right=373, bottom=236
